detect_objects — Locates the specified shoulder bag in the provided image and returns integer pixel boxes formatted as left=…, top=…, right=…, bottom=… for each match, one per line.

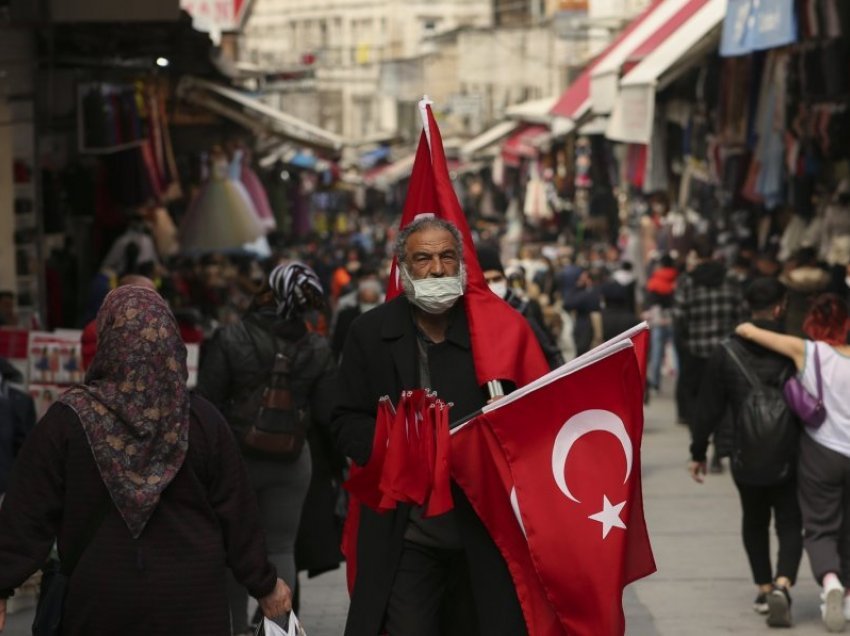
left=783, top=343, right=826, bottom=429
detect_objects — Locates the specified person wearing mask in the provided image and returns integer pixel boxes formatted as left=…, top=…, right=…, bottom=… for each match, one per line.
left=332, top=217, right=540, bottom=636
left=736, top=294, right=850, bottom=632
left=332, top=278, right=384, bottom=361
left=0, top=358, right=35, bottom=503
left=0, top=286, right=291, bottom=634
left=196, top=262, right=336, bottom=636
left=478, top=246, right=563, bottom=370
left=563, top=268, right=603, bottom=356
left=690, top=278, right=802, bottom=627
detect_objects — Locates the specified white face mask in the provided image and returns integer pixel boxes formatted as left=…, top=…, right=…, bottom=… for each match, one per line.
left=401, top=265, right=465, bottom=314
left=488, top=281, right=508, bottom=299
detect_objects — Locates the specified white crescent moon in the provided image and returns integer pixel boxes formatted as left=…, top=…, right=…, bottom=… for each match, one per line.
left=551, top=409, right=633, bottom=503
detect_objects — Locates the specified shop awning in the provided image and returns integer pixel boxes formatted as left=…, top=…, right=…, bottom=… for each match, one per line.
left=719, top=0, right=796, bottom=57
left=549, top=0, right=678, bottom=125
left=178, top=76, right=346, bottom=151
left=606, top=0, right=726, bottom=144
left=590, top=0, right=694, bottom=116
left=505, top=96, right=558, bottom=123
left=501, top=124, right=550, bottom=166
left=460, top=120, right=519, bottom=159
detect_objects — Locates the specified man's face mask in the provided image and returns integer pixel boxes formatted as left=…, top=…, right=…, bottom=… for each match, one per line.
left=488, top=280, right=508, bottom=299
left=401, top=264, right=465, bottom=315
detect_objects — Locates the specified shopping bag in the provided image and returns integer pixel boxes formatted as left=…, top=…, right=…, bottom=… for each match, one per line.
left=254, top=613, right=306, bottom=636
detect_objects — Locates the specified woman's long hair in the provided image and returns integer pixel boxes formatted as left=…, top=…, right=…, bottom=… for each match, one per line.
left=803, top=293, right=849, bottom=345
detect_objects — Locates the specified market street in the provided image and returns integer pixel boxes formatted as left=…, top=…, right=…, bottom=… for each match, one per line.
left=2, top=387, right=833, bottom=635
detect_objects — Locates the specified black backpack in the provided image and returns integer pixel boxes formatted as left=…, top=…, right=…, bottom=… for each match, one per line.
left=722, top=340, right=799, bottom=485
left=226, top=323, right=309, bottom=462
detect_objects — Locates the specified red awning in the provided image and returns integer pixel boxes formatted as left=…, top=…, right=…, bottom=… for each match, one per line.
left=549, top=0, right=670, bottom=121
left=501, top=125, right=550, bottom=166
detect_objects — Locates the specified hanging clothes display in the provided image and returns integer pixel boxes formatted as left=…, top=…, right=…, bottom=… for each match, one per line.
left=239, top=150, right=277, bottom=231
left=179, top=150, right=265, bottom=253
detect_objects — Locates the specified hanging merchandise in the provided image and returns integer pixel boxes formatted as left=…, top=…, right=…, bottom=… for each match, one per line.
left=523, top=162, right=552, bottom=223
left=179, top=148, right=265, bottom=253
left=574, top=137, right=592, bottom=189
left=720, top=0, right=797, bottom=58
left=238, top=149, right=277, bottom=231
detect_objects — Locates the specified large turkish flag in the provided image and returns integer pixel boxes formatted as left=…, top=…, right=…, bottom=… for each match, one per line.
left=452, top=331, right=655, bottom=635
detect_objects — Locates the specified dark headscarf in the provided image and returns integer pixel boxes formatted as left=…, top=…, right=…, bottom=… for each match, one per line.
left=60, top=286, right=189, bottom=538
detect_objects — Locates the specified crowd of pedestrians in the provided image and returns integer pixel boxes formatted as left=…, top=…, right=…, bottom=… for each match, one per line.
left=0, top=187, right=848, bottom=634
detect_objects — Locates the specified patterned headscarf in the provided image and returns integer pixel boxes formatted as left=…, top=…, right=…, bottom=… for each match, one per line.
left=269, top=261, right=324, bottom=320
left=60, top=286, right=189, bottom=539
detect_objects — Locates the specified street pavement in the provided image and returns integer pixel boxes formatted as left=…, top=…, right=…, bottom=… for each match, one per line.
left=3, top=388, right=837, bottom=635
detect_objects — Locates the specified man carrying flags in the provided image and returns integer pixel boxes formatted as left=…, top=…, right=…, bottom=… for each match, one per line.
left=332, top=215, right=541, bottom=635
left=331, top=100, right=655, bottom=635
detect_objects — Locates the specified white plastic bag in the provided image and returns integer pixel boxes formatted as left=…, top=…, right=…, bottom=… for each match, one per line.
left=254, top=613, right=306, bottom=636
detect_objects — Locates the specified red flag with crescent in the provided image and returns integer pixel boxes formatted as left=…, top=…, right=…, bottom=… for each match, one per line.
left=451, top=327, right=654, bottom=635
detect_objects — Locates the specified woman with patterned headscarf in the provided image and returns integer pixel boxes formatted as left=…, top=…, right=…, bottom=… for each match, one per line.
left=0, top=286, right=291, bottom=635
left=197, top=261, right=337, bottom=636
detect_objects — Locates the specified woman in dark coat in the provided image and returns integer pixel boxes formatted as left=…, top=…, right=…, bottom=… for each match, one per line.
left=0, top=286, right=290, bottom=635
left=196, top=261, right=337, bottom=635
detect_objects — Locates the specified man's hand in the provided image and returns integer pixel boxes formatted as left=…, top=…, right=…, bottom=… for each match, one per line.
left=0, top=597, right=6, bottom=632
left=258, top=578, right=292, bottom=619
left=688, top=460, right=707, bottom=483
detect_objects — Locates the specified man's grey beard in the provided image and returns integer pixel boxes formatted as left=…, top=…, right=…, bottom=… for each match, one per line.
left=400, top=263, right=468, bottom=299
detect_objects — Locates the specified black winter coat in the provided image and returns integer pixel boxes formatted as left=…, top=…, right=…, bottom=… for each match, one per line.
left=332, top=296, right=526, bottom=636
left=196, top=308, right=337, bottom=436
left=690, top=320, right=799, bottom=481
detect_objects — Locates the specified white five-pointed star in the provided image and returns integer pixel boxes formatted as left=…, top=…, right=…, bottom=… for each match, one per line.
left=588, top=496, right=627, bottom=539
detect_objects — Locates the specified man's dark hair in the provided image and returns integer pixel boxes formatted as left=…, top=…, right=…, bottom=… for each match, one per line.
left=659, top=253, right=674, bottom=268
left=694, top=237, right=715, bottom=260
left=745, top=277, right=786, bottom=312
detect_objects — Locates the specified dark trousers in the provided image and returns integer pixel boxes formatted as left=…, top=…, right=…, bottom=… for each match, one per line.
left=734, top=479, right=803, bottom=585
left=675, top=347, right=707, bottom=426
left=798, top=434, right=850, bottom=586
left=384, top=541, right=479, bottom=636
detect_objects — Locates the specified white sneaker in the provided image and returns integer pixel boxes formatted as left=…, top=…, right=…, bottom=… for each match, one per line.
left=821, top=581, right=846, bottom=632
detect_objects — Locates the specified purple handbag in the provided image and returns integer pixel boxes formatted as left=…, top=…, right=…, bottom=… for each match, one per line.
left=783, top=344, right=826, bottom=429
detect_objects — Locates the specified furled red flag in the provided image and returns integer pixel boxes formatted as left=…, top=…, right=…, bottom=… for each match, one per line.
left=462, top=336, right=655, bottom=636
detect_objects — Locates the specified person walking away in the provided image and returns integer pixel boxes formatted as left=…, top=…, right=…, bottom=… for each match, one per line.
left=736, top=293, right=850, bottom=632
left=644, top=255, right=678, bottom=393
left=0, top=286, right=291, bottom=635
left=196, top=263, right=336, bottom=635
left=689, top=278, right=802, bottom=627
left=673, top=239, right=746, bottom=429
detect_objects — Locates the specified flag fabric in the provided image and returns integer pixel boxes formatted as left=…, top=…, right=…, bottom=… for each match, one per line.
left=453, top=334, right=655, bottom=636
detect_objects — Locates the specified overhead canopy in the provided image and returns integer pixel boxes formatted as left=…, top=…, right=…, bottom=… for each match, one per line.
left=606, top=0, right=726, bottom=144
left=549, top=0, right=676, bottom=125
left=502, top=124, right=550, bottom=166
left=460, top=120, right=519, bottom=159
left=178, top=76, right=346, bottom=151
left=590, top=0, right=694, bottom=116
left=505, top=96, right=558, bottom=122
